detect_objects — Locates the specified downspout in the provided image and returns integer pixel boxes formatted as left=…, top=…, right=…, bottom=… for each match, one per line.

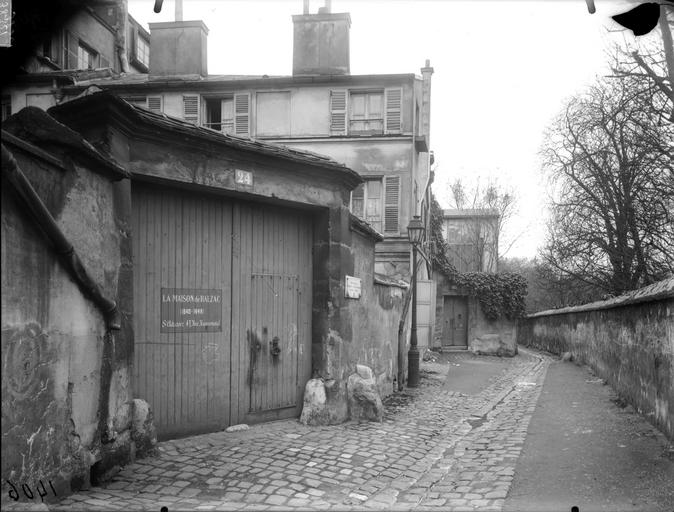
left=117, top=0, right=130, bottom=73
left=1, top=144, right=120, bottom=330
left=2, top=143, right=121, bottom=451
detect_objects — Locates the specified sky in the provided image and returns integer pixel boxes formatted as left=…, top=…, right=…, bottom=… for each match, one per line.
left=127, top=0, right=654, bottom=258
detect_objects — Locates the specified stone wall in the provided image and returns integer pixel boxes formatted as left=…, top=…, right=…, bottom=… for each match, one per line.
left=517, top=278, right=674, bottom=440
left=1, top=118, right=152, bottom=499
left=308, top=210, right=407, bottom=424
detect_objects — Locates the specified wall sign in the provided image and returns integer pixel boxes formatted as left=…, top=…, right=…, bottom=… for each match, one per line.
left=345, top=276, right=362, bottom=299
left=160, top=288, right=222, bottom=332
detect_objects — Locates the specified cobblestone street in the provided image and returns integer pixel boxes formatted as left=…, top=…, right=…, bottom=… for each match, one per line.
left=5, top=347, right=672, bottom=511
left=21, top=349, right=546, bottom=511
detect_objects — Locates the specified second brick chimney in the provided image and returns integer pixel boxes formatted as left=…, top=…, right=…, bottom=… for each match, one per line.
left=292, top=1, right=350, bottom=76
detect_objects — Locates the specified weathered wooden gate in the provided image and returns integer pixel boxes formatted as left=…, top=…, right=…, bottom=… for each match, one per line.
left=132, top=184, right=312, bottom=439
left=441, top=295, right=468, bottom=348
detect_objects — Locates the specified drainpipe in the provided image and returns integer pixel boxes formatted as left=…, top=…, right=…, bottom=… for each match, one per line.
left=1, top=143, right=120, bottom=330
left=2, top=141, right=122, bottom=454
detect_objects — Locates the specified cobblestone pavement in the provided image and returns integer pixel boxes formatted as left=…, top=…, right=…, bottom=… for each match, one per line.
left=12, top=348, right=551, bottom=511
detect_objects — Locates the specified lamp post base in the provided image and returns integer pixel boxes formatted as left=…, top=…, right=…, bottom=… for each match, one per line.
left=408, top=347, right=420, bottom=388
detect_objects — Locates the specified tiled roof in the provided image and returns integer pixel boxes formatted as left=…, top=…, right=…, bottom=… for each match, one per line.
left=48, top=91, right=361, bottom=182
left=2, top=106, right=129, bottom=180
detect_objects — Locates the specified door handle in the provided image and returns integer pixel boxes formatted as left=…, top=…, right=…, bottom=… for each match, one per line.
left=270, top=336, right=281, bottom=357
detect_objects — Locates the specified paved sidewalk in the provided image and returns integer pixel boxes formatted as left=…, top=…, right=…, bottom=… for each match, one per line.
left=6, top=349, right=547, bottom=511
left=505, top=358, right=674, bottom=512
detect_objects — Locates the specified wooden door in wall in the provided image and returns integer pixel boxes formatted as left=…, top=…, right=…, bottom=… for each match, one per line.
left=132, top=184, right=312, bottom=439
left=441, top=296, right=468, bottom=348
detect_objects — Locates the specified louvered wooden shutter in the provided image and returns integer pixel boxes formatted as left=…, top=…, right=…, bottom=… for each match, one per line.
left=330, top=90, right=347, bottom=135
left=147, top=96, right=163, bottom=113
left=385, top=88, right=402, bottom=134
left=234, top=93, right=250, bottom=136
left=384, top=176, right=400, bottom=233
left=182, top=95, right=199, bottom=123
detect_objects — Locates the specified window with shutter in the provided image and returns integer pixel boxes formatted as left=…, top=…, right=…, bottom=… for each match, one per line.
left=330, top=90, right=347, bottom=135
left=384, top=176, right=400, bottom=233
left=147, top=96, right=162, bottom=113
left=385, top=88, right=402, bottom=134
left=234, top=93, right=250, bottom=136
left=183, top=95, right=199, bottom=123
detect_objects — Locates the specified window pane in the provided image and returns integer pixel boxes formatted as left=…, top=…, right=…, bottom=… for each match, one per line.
left=137, top=37, right=149, bottom=67
left=368, top=180, right=381, bottom=199
left=369, top=93, right=383, bottom=117
left=351, top=94, right=365, bottom=118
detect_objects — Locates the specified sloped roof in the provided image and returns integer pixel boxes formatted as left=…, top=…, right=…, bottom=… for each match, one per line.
left=2, top=106, right=129, bottom=180
left=48, top=91, right=361, bottom=185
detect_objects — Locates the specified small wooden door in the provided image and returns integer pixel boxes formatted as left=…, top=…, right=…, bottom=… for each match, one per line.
left=442, top=296, right=468, bottom=347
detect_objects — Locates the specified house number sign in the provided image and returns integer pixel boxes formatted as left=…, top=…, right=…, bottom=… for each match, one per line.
left=160, top=288, right=222, bottom=332
left=235, top=169, right=253, bottom=186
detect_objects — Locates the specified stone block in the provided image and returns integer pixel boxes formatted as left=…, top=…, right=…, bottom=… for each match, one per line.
left=130, top=399, right=157, bottom=457
left=347, top=365, right=384, bottom=423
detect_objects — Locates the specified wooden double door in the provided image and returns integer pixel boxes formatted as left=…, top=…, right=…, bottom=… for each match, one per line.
left=132, top=184, right=313, bottom=439
left=442, top=295, right=468, bottom=348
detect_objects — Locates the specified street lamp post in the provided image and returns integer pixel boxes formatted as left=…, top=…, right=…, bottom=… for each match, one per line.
left=406, top=215, right=425, bottom=388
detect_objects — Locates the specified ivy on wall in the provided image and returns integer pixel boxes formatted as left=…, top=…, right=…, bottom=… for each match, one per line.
left=429, top=194, right=527, bottom=320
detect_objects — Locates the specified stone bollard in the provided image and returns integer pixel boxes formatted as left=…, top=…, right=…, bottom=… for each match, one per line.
left=347, top=364, right=384, bottom=423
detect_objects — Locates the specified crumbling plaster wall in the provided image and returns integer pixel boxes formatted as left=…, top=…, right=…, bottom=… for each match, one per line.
left=1, top=145, right=137, bottom=498
left=311, top=208, right=404, bottom=423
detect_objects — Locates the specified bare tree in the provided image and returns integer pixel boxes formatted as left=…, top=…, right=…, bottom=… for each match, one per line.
left=446, top=178, right=518, bottom=271
left=609, top=4, right=674, bottom=121
left=540, top=71, right=674, bottom=295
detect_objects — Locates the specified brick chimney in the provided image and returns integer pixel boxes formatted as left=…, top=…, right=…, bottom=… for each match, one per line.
left=149, top=20, right=208, bottom=77
left=292, top=0, right=351, bottom=76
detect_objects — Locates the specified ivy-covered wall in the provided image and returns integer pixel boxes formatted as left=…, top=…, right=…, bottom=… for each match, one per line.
left=433, top=272, right=518, bottom=356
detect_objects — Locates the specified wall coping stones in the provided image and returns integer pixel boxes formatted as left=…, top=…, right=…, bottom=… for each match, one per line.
left=528, top=277, right=674, bottom=318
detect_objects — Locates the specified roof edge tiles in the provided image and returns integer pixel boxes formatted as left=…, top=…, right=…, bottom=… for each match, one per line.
left=2, top=106, right=129, bottom=180
left=61, top=72, right=418, bottom=91
left=47, top=91, right=362, bottom=188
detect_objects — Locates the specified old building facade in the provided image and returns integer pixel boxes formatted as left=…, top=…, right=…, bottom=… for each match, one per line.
left=2, top=91, right=410, bottom=494
left=2, top=0, right=149, bottom=119
left=442, top=208, right=499, bottom=273
left=57, top=4, right=435, bottom=284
